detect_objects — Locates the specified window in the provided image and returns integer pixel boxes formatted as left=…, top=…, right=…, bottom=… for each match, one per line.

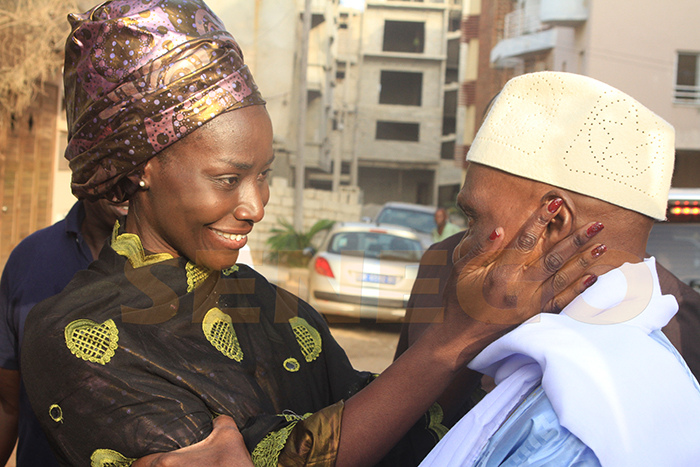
left=382, top=21, right=425, bottom=53
left=375, top=121, right=420, bottom=142
left=379, top=71, right=422, bottom=106
left=675, top=52, right=700, bottom=104
left=336, top=61, right=346, bottom=81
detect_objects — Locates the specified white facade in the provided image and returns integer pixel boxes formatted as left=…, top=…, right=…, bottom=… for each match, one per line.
left=489, top=0, right=700, bottom=186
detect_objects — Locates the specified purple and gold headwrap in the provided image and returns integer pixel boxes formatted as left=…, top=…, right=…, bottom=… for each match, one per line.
left=64, top=0, right=265, bottom=201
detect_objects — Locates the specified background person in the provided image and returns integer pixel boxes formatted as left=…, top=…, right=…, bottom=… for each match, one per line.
left=20, top=2, right=604, bottom=467
left=0, top=198, right=126, bottom=467
left=431, top=208, right=461, bottom=244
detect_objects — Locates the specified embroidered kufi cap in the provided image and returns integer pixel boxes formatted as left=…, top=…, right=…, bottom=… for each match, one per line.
left=467, top=72, right=674, bottom=220
left=64, top=0, right=265, bottom=202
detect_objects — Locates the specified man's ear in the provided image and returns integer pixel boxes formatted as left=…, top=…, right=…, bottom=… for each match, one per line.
left=544, top=192, right=575, bottom=246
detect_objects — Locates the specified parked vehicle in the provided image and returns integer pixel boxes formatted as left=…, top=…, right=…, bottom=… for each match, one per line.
left=374, top=202, right=437, bottom=249
left=647, top=188, right=700, bottom=292
left=307, top=222, right=423, bottom=322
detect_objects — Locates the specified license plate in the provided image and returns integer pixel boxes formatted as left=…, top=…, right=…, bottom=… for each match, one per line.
left=360, top=273, right=397, bottom=285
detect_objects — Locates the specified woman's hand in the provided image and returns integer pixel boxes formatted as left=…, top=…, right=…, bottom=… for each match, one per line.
left=131, top=416, right=252, bottom=467
left=445, top=198, right=606, bottom=339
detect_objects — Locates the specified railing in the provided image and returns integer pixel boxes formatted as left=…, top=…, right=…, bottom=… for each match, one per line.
left=674, top=85, right=700, bottom=104
left=503, top=0, right=543, bottom=39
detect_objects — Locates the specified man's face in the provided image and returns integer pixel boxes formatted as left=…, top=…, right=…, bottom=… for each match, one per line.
left=453, top=164, right=543, bottom=263
left=435, top=209, right=447, bottom=227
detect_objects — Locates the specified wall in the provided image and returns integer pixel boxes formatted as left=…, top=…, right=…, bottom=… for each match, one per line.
left=246, top=177, right=362, bottom=259
left=584, top=0, right=700, bottom=150
left=0, top=84, right=59, bottom=267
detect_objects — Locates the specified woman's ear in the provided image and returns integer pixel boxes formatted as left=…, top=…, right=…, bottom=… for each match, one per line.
left=126, top=159, right=156, bottom=190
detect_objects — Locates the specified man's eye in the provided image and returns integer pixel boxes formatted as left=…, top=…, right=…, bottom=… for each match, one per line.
left=221, top=176, right=239, bottom=185
left=258, top=169, right=272, bottom=181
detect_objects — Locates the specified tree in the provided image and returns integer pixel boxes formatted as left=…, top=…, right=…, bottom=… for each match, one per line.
left=266, top=218, right=335, bottom=267
left=0, top=0, right=77, bottom=120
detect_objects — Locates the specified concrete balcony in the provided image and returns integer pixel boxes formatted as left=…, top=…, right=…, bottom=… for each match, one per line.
left=540, top=0, right=587, bottom=25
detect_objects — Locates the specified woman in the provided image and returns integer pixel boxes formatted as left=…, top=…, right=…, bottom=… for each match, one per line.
left=20, top=1, right=604, bottom=466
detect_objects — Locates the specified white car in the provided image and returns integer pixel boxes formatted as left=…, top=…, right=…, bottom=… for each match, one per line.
left=374, top=202, right=437, bottom=249
left=307, top=222, right=422, bottom=322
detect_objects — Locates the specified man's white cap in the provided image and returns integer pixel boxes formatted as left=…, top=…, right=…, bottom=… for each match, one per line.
left=467, top=72, right=675, bottom=220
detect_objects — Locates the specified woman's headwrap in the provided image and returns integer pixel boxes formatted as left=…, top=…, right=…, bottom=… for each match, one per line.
left=64, top=0, right=266, bottom=201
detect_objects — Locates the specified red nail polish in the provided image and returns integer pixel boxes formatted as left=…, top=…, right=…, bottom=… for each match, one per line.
left=547, top=198, right=563, bottom=213
left=591, top=244, right=607, bottom=258
left=587, top=222, right=604, bottom=237
left=584, top=275, right=598, bottom=288
left=489, top=229, right=501, bottom=241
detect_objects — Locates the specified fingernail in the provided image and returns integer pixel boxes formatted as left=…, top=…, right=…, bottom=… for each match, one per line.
left=591, top=244, right=607, bottom=258
left=489, top=229, right=501, bottom=241
left=586, top=222, right=604, bottom=237
left=547, top=198, right=563, bottom=213
left=584, top=275, right=598, bottom=288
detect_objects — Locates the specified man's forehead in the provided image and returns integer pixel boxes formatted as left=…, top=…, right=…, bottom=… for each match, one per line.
left=458, top=164, right=539, bottom=210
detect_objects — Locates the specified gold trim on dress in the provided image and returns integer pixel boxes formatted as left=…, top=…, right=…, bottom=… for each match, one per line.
left=64, top=319, right=119, bottom=365
left=283, top=358, right=300, bottom=372
left=111, top=220, right=173, bottom=268
left=288, top=317, right=322, bottom=363
left=186, top=261, right=213, bottom=292
left=202, top=307, right=244, bottom=361
left=90, top=448, right=136, bottom=467
left=426, top=402, right=449, bottom=441
left=48, top=404, right=63, bottom=423
left=252, top=413, right=312, bottom=467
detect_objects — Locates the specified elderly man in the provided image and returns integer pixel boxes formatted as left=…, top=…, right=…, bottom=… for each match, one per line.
left=416, top=72, right=700, bottom=466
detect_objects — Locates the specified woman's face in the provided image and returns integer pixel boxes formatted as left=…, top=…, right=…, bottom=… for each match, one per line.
left=133, top=105, right=274, bottom=271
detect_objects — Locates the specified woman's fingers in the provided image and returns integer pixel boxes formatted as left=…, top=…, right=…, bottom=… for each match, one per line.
left=541, top=273, right=598, bottom=315
left=452, top=227, right=505, bottom=268
left=131, top=415, right=253, bottom=467
left=539, top=241, right=607, bottom=313
left=500, top=198, right=564, bottom=265
left=526, top=221, right=605, bottom=283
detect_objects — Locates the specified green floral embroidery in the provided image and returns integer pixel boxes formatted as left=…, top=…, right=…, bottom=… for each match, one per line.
left=202, top=307, right=243, bottom=361
left=64, top=319, right=119, bottom=365
left=426, top=402, right=448, bottom=441
left=222, top=264, right=239, bottom=276
left=288, top=317, right=322, bottom=362
left=283, top=358, right=300, bottom=372
left=90, top=448, right=135, bottom=467
left=186, top=261, right=213, bottom=292
left=251, top=413, right=312, bottom=467
left=111, top=221, right=173, bottom=268
left=48, top=404, right=63, bottom=423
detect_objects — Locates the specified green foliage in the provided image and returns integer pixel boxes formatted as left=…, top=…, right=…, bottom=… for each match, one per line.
left=266, top=218, right=335, bottom=267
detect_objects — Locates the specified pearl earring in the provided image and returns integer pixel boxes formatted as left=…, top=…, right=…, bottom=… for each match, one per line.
left=139, top=180, right=146, bottom=188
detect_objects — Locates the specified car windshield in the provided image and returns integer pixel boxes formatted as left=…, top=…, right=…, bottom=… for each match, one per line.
left=328, top=231, right=422, bottom=262
left=647, top=223, right=700, bottom=291
left=375, top=207, right=436, bottom=234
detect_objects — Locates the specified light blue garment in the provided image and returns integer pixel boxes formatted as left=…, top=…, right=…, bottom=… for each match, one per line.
left=474, top=329, right=699, bottom=467
left=473, top=386, right=601, bottom=467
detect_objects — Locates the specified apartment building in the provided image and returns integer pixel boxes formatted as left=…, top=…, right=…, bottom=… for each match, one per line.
left=460, top=0, right=700, bottom=186
left=349, top=0, right=465, bottom=207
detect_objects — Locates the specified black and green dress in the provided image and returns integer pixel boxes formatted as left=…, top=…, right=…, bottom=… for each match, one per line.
left=22, top=225, right=454, bottom=467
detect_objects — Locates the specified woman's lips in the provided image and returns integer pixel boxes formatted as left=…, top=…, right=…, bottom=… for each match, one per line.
left=210, top=228, right=249, bottom=248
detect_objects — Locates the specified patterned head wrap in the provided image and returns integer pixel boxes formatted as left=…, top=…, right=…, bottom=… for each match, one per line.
left=64, top=0, right=265, bottom=201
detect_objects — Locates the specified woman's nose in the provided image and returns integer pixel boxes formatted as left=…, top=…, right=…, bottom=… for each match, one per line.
left=234, top=182, right=266, bottom=223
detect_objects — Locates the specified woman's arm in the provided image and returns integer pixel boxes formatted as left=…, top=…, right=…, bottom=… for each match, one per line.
left=136, top=201, right=605, bottom=467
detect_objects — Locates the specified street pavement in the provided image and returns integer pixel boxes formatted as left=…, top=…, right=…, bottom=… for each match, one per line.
left=327, top=322, right=402, bottom=373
